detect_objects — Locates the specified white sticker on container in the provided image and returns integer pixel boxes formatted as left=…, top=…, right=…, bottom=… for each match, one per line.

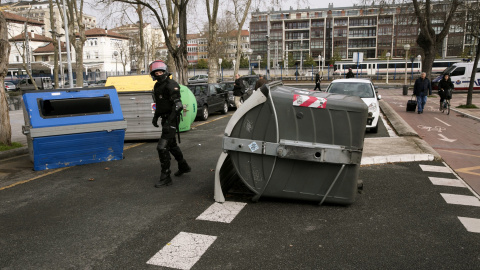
left=248, top=142, right=259, bottom=152
left=51, top=92, right=61, bottom=96
left=296, top=90, right=311, bottom=95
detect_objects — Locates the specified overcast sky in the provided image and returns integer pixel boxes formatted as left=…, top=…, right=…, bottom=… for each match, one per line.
left=84, top=0, right=360, bottom=32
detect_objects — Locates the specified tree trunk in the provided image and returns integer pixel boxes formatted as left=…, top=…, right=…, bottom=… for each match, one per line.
left=233, top=0, right=252, bottom=75
left=137, top=4, right=145, bottom=74
left=166, top=0, right=178, bottom=78
left=466, top=36, right=480, bottom=106
left=0, top=12, right=12, bottom=145
left=206, top=0, right=219, bottom=83
left=49, top=0, right=59, bottom=89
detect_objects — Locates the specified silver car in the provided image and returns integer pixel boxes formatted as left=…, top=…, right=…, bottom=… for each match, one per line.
left=188, top=74, right=208, bottom=84
left=4, top=81, right=16, bottom=91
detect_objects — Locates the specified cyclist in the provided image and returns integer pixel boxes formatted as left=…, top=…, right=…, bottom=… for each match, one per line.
left=438, top=74, right=454, bottom=111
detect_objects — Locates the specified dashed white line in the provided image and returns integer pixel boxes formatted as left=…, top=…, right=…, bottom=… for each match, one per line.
left=419, top=164, right=452, bottom=173
left=428, top=177, right=466, bottom=188
left=458, top=217, right=480, bottom=233
left=196, top=202, right=247, bottom=223
left=434, top=117, right=451, bottom=127
left=146, top=232, right=217, bottom=270
left=440, top=193, right=480, bottom=207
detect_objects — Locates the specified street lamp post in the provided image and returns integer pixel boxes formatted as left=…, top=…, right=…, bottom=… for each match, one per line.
left=114, top=51, right=118, bottom=76
left=386, top=52, right=391, bottom=84
left=403, top=44, right=410, bottom=86
left=246, top=48, right=253, bottom=75
left=257, top=55, right=261, bottom=74
left=417, top=55, right=422, bottom=74
left=232, top=59, right=236, bottom=78
left=218, top=58, right=223, bottom=81
left=319, top=55, right=324, bottom=77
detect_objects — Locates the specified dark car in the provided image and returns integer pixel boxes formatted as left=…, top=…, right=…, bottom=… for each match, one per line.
left=188, top=83, right=229, bottom=120
left=219, top=81, right=249, bottom=109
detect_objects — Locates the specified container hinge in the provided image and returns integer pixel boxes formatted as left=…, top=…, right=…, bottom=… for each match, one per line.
left=223, top=137, right=362, bottom=165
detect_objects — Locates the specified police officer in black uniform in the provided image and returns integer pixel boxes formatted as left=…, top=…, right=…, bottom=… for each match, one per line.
left=149, top=60, right=191, bottom=187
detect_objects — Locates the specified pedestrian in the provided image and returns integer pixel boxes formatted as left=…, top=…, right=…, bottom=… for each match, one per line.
left=438, top=74, right=454, bottom=110
left=150, top=60, right=191, bottom=187
left=254, top=74, right=267, bottom=89
left=233, top=73, right=245, bottom=108
left=346, top=68, right=354, bottom=78
left=413, top=72, right=432, bottom=114
left=314, top=72, right=322, bottom=91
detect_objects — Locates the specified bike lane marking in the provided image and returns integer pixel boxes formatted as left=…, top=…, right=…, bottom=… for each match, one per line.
left=440, top=193, right=480, bottom=207
left=458, top=217, right=480, bottom=233
left=434, top=117, right=451, bottom=126
left=428, top=177, right=466, bottom=188
left=420, top=164, right=453, bottom=173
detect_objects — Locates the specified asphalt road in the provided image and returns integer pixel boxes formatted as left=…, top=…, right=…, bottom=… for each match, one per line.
left=1, top=113, right=480, bottom=269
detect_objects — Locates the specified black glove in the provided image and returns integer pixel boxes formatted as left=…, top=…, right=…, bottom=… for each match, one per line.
left=174, top=99, right=183, bottom=114
left=152, top=116, right=159, bottom=128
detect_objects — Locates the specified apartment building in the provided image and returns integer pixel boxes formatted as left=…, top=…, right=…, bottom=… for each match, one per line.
left=250, top=2, right=478, bottom=65
left=2, top=0, right=97, bottom=40
left=185, top=30, right=250, bottom=65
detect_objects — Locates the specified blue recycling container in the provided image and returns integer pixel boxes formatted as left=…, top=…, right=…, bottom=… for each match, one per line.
left=21, top=87, right=127, bottom=171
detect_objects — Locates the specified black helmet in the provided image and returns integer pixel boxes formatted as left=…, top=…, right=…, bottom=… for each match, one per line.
left=149, top=60, right=167, bottom=76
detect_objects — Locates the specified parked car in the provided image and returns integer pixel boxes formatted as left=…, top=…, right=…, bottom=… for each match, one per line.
left=90, top=79, right=107, bottom=87
left=188, top=74, right=209, bottom=84
left=4, top=81, right=17, bottom=91
left=219, top=81, right=250, bottom=109
left=64, top=79, right=89, bottom=87
left=16, top=77, right=53, bottom=91
left=325, top=79, right=381, bottom=133
left=187, top=83, right=228, bottom=120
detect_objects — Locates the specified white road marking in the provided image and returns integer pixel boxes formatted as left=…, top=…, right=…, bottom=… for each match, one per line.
left=419, top=164, right=452, bottom=173
left=458, top=217, right=480, bottom=233
left=428, top=177, right=466, bottom=188
left=440, top=193, right=480, bottom=207
left=196, top=202, right=247, bottom=223
left=434, top=117, right=451, bottom=126
left=146, top=232, right=217, bottom=270
left=438, top=134, right=457, bottom=142
left=361, top=154, right=434, bottom=165
left=380, top=113, right=398, bottom=137
left=442, top=161, right=480, bottom=199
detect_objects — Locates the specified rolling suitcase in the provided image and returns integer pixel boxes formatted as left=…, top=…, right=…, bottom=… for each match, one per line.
left=406, top=96, right=417, bottom=112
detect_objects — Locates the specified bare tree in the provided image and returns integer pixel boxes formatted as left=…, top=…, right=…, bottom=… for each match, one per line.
left=48, top=0, right=59, bottom=89
left=206, top=0, right=220, bottom=83
left=0, top=7, right=12, bottom=145
left=56, top=0, right=87, bottom=87
left=104, top=0, right=191, bottom=84
left=230, top=0, right=252, bottom=76
left=465, top=0, right=480, bottom=106
left=136, top=3, right=145, bottom=74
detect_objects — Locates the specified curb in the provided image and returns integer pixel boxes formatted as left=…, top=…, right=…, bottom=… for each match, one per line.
left=379, top=100, right=419, bottom=137
left=451, top=108, right=480, bottom=122
left=0, top=146, right=28, bottom=160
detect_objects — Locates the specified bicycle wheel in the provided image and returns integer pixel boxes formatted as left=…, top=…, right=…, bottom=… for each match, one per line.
left=447, top=100, right=450, bottom=115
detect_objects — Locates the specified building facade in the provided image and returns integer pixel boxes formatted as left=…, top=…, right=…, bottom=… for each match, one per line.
left=250, top=2, right=478, bottom=66
left=2, top=0, right=97, bottom=40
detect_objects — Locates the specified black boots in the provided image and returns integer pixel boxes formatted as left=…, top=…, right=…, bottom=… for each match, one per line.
left=174, top=159, right=191, bottom=177
left=155, top=170, right=172, bottom=188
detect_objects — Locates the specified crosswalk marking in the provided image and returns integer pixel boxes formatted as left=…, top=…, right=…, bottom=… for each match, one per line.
left=440, top=193, right=480, bottom=207
left=147, top=232, right=217, bottom=270
left=196, top=202, right=247, bottom=223
left=458, top=217, right=480, bottom=233
left=420, top=164, right=452, bottom=173
left=428, top=177, right=466, bottom=188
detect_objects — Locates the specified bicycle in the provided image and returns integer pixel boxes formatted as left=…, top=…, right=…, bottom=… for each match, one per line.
left=441, top=98, right=451, bottom=115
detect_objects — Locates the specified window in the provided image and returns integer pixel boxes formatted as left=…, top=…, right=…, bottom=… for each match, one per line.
left=450, top=67, right=465, bottom=76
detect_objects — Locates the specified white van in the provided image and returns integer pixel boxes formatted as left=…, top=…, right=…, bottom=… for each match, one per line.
left=16, top=77, right=53, bottom=91
left=433, top=62, right=480, bottom=91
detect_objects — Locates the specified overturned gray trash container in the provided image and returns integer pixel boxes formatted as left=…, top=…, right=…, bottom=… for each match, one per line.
left=214, top=81, right=368, bottom=205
